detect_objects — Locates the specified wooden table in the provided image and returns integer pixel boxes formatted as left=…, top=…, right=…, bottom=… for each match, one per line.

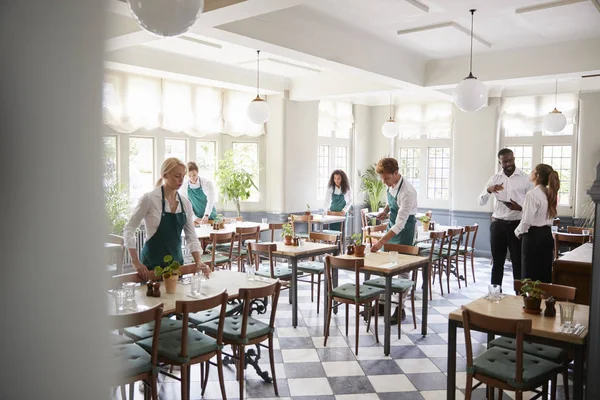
left=249, top=241, right=340, bottom=328
left=553, top=242, right=593, bottom=305
left=289, top=214, right=348, bottom=247
left=335, top=251, right=430, bottom=355
left=446, top=296, right=589, bottom=400
left=193, top=222, right=270, bottom=240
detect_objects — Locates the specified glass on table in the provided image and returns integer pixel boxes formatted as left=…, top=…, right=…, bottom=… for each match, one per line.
left=451, top=219, right=458, bottom=227
left=389, top=251, right=399, bottom=263
left=262, top=218, right=268, bottom=225
left=559, top=302, right=575, bottom=328
left=245, top=263, right=256, bottom=281
left=582, top=229, right=590, bottom=236
left=487, top=284, right=501, bottom=303
left=551, top=226, right=558, bottom=234
left=113, top=289, right=126, bottom=313
left=190, top=274, right=203, bottom=296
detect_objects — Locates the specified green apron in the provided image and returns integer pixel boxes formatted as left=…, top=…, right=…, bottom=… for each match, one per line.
left=328, top=189, right=346, bottom=232
left=187, top=180, right=217, bottom=220
left=140, top=187, right=187, bottom=269
left=387, top=179, right=416, bottom=245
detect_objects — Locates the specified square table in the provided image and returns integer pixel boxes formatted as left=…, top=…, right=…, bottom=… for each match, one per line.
left=446, top=296, right=589, bottom=400
left=334, top=251, right=430, bottom=355
left=194, top=221, right=270, bottom=240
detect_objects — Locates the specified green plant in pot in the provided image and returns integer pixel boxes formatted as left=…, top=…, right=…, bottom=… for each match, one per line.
left=281, top=223, right=294, bottom=245
left=359, top=164, right=386, bottom=212
left=352, top=233, right=366, bottom=257
left=213, top=213, right=224, bottom=230
left=154, top=255, right=181, bottom=294
left=305, top=203, right=311, bottom=216
left=216, top=150, right=258, bottom=217
left=520, top=278, right=545, bottom=314
left=417, top=215, right=431, bottom=231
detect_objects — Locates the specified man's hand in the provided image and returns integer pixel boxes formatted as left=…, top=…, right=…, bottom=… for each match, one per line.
left=376, top=211, right=388, bottom=220
left=134, top=261, right=150, bottom=281
left=507, top=198, right=522, bottom=211
left=487, top=184, right=504, bottom=194
left=196, top=262, right=211, bottom=278
left=194, top=218, right=202, bottom=226
left=370, top=240, right=383, bottom=253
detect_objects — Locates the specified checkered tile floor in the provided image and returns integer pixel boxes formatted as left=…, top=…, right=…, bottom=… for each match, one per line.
left=126, top=257, right=571, bottom=400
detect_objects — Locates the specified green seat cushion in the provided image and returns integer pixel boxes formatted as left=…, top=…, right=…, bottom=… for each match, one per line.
left=110, top=333, right=134, bottom=345
left=330, top=283, right=385, bottom=302
left=123, top=317, right=187, bottom=341
left=204, top=243, right=232, bottom=253
left=322, top=229, right=341, bottom=236
left=416, top=242, right=432, bottom=249
left=198, top=315, right=273, bottom=344
left=137, top=329, right=220, bottom=364
left=489, top=336, right=568, bottom=363
left=363, top=277, right=414, bottom=293
left=189, top=303, right=243, bottom=326
left=256, top=266, right=299, bottom=279
left=111, top=344, right=151, bottom=381
left=297, top=261, right=325, bottom=273
left=201, top=253, right=231, bottom=264
left=459, top=246, right=474, bottom=253
left=469, top=347, right=562, bottom=389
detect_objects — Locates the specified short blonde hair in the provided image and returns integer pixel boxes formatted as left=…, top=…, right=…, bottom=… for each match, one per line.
left=376, top=157, right=399, bottom=175
left=155, top=157, right=187, bottom=187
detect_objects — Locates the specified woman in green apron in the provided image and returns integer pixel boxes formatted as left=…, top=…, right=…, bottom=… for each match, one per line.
left=324, top=169, right=353, bottom=232
left=124, top=158, right=209, bottom=281
left=183, top=161, right=217, bottom=225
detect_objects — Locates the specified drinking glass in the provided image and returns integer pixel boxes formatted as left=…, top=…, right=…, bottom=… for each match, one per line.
left=122, top=282, right=136, bottom=299
left=582, top=229, right=590, bottom=236
left=487, top=284, right=501, bottom=303
left=262, top=218, right=268, bottom=225
left=451, top=219, right=458, bottom=227
left=389, top=251, right=399, bottom=263
left=551, top=226, right=558, bottom=234
left=190, top=274, right=202, bottom=296
left=114, top=289, right=126, bottom=312
left=246, top=263, right=256, bottom=280
left=559, top=302, right=575, bottom=328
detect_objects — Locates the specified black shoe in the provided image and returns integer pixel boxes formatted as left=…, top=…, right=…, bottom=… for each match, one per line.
left=378, top=303, right=385, bottom=316
left=390, top=307, right=399, bottom=324
left=401, top=308, right=406, bottom=321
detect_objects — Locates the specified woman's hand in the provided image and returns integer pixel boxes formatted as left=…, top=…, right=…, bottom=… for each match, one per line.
left=376, top=211, right=387, bottom=220
left=134, top=261, right=150, bottom=281
left=370, top=240, right=383, bottom=253
left=201, top=215, right=209, bottom=224
left=197, top=262, right=211, bottom=278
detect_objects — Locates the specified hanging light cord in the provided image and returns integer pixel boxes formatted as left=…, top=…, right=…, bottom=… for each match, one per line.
left=469, top=9, right=475, bottom=76
left=389, top=94, right=393, bottom=119
left=256, top=50, right=260, bottom=98
left=554, top=77, right=558, bottom=106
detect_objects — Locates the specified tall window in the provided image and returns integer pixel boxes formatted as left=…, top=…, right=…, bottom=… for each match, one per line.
left=103, top=136, right=118, bottom=184
left=398, top=147, right=420, bottom=190
left=164, top=138, right=187, bottom=163
left=129, top=137, right=154, bottom=206
left=334, top=146, right=348, bottom=172
left=317, top=145, right=330, bottom=197
left=427, top=147, right=450, bottom=199
left=196, top=141, right=217, bottom=182
left=508, top=145, right=533, bottom=174
left=542, top=145, right=572, bottom=206
left=232, top=142, right=259, bottom=201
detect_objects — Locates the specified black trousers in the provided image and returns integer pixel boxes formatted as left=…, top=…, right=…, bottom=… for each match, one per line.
left=521, top=226, right=554, bottom=283
left=490, top=219, right=522, bottom=285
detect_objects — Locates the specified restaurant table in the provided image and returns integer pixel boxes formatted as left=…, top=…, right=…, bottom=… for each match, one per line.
left=289, top=214, right=348, bottom=248
left=335, top=251, right=430, bottom=355
left=248, top=241, right=340, bottom=328
left=193, top=221, right=270, bottom=240
left=553, top=242, right=593, bottom=305
left=446, top=296, right=589, bottom=400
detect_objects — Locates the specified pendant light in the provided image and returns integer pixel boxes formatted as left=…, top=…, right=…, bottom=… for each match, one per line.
left=127, top=0, right=204, bottom=38
left=381, top=94, right=399, bottom=138
left=453, top=9, right=488, bottom=112
left=544, top=78, right=567, bottom=133
left=247, top=50, right=270, bottom=124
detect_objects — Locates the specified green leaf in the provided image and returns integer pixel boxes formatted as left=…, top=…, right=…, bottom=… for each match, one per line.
left=154, top=266, right=163, bottom=276
left=164, top=255, right=173, bottom=263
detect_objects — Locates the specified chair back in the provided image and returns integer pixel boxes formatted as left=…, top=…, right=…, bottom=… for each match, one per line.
left=269, top=223, right=284, bottom=242
left=207, top=232, right=235, bottom=268
left=236, top=225, right=260, bottom=254
left=291, top=214, right=313, bottom=237
left=325, top=256, right=364, bottom=300
left=445, top=228, right=463, bottom=255
left=463, top=224, right=478, bottom=250
left=461, top=306, right=532, bottom=384
left=176, top=290, right=228, bottom=359
left=366, top=224, right=386, bottom=246
left=427, top=230, right=446, bottom=263
left=360, top=208, right=369, bottom=230
left=567, top=226, right=594, bottom=237
left=248, top=242, right=277, bottom=278
left=107, top=234, right=126, bottom=274
left=309, top=231, right=339, bottom=245
left=238, top=280, right=282, bottom=340
left=554, top=232, right=589, bottom=259
left=383, top=243, right=419, bottom=256
left=514, top=280, right=576, bottom=301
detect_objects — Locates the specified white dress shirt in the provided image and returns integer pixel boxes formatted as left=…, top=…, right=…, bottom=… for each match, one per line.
left=478, top=168, right=533, bottom=221
left=388, top=177, right=418, bottom=235
left=179, top=176, right=217, bottom=218
left=324, top=186, right=353, bottom=213
left=514, top=185, right=554, bottom=238
left=124, top=186, right=202, bottom=254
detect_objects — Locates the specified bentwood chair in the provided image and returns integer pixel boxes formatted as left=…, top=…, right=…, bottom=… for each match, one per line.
left=458, top=224, right=479, bottom=285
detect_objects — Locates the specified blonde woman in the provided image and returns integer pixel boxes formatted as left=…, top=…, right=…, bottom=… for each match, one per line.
left=124, top=158, right=209, bottom=281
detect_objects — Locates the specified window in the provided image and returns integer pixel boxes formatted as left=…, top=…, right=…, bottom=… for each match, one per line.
left=103, top=136, right=118, bottom=184
left=334, top=146, right=348, bottom=172
left=398, top=147, right=420, bottom=190
left=317, top=145, right=330, bottom=198
left=129, top=137, right=154, bottom=206
left=427, top=147, right=450, bottom=199
left=232, top=142, right=259, bottom=201
left=318, top=101, right=353, bottom=138
left=508, top=145, right=533, bottom=174
left=164, top=138, right=187, bottom=163
left=542, top=145, right=572, bottom=206
left=196, top=141, right=217, bottom=182
left=396, top=103, right=453, bottom=140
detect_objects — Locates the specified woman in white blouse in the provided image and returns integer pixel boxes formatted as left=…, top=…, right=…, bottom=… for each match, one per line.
left=324, top=169, right=353, bottom=232
left=514, top=164, right=560, bottom=283
left=124, top=158, right=209, bottom=281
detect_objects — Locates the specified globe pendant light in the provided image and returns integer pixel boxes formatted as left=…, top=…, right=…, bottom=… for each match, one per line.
left=127, top=0, right=204, bottom=38
left=381, top=94, right=399, bottom=138
left=247, top=50, right=270, bottom=124
left=544, top=78, right=567, bottom=133
left=453, top=9, right=488, bottom=112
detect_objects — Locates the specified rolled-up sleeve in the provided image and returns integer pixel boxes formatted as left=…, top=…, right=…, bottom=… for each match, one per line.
left=123, top=195, right=148, bottom=249
left=203, top=178, right=217, bottom=216
left=390, top=187, right=416, bottom=235
left=182, top=197, right=202, bottom=254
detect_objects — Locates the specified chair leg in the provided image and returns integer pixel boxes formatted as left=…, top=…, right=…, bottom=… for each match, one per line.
left=542, top=382, right=549, bottom=399
left=470, top=252, right=476, bottom=283
left=181, top=364, right=190, bottom=400
left=455, top=256, right=461, bottom=289
left=238, top=344, right=246, bottom=400
left=150, top=374, right=158, bottom=400
left=345, top=303, right=349, bottom=336
left=563, top=368, right=570, bottom=400
left=324, top=298, right=333, bottom=347
left=487, top=386, right=494, bottom=399
left=438, top=261, right=445, bottom=296
left=464, top=374, right=473, bottom=400
left=446, top=260, right=451, bottom=294
left=201, top=361, right=211, bottom=395
left=374, top=299, right=379, bottom=344
left=355, top=302, right=360, bottom=355
left=216, top=351, right=228, bottom=400
left=551, top=376, right=557, bottom=400
left=515, top=390, right=523, bottom=400
left=411, top=289, right=417, bottom=330
left=200, top=362, right=205, bottom=389
left=497, top=389, right=503, bottom=400
left=317, top=272, right=322, bottom=315
left=267, top=334, right=279, bottom=396
left=429, top=263, right=433, bottom=301
left=463, top=254, right=468, bottom=287
left=310, top=273, right=315, bottom=302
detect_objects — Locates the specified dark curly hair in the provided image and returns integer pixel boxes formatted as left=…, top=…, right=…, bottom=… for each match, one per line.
left=327, top=170, right=350, bottom=194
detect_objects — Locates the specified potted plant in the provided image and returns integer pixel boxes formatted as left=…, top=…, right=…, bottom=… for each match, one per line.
left=213, top=214, right=224, bottom=230
left=305, top=204, right=311, bottom=216
left=417, top=215, right=431, bottom=231
left=154, top=255, right=181, bottom=294
left=281, top=223, right=294, bottom=245
left=352, top=233, right=366, bottom=257
left=520, top=278, right=544, bottom=314
left=359, top=164, right=386, bottom=212
left=216, top=150, right=258, bottom=217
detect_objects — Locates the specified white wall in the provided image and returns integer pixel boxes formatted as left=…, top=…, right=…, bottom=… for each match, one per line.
left=575, top=91, right=600, bottom=216
left=264, top=94, right=286, bottom=213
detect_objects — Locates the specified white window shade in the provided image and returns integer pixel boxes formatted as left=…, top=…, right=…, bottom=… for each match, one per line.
left=395, top=103, right=453, bottom=139
left=124, top=76, right=162, bottom=132
left=162, top=81, right=193, bottom=134
left=194, top=86, right=223, bottom=135
left=103, top=73, right=123, bottom=128
left=223, top=90, right=265, bottom=137
left=500, top=94, right=578, bottom=136
left=318, top=100, right=354, bottom=138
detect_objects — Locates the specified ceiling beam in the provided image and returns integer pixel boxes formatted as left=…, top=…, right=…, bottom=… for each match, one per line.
left=289, top=74, right=398, bottom=101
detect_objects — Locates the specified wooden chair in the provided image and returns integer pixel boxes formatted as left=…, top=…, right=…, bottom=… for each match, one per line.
left=268, top=223, right=284, bottom=241
left=106, top=234, right=127, bottom=275
left=458, top=224, right=479, bottom=286
left=291, top=214, right=313, bottom=239
left=231, top=225, right=260, bottom=272
left=363, top=244, right=419, bottom=338
left=420, top=231, right=447, bottom=299
left=366, top=224, right=386, bottom=246
left=324, top=256, right=384, bottom=355
left=359, top=208, right=370, bottom=244
left=296, top=232, right=340, bottom=314
left=462, top=307, right=563, bottom=400
left=566, top=226, right=593, bottom=235
left=553, top=233, right=589, bottom=260
left=247, top=243, right=293, bottom=291
left=109, top=304, right=163, bottom=400
left=137, top=292, right=229, bottom=400
left=514, top=281, right=576, bottom=301
left=202, top=232, right=235, bottom=270
left=439, top=228, right=463, bottom=294
left=198, top=281, right=282, bottom=400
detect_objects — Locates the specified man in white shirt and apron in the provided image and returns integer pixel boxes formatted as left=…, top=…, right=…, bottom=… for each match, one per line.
left=479, top=149, right=534, bottom=287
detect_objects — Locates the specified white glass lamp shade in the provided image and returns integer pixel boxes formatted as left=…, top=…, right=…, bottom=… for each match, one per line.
left=127, top=0, right=204, bottom=38
left=381, top=119, right=399, bottom=139
left=453, top=75, right=488, bottom=112
left=544, top=108, right=567, bottom=133
left=247, top=97, right=270, bottom=124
